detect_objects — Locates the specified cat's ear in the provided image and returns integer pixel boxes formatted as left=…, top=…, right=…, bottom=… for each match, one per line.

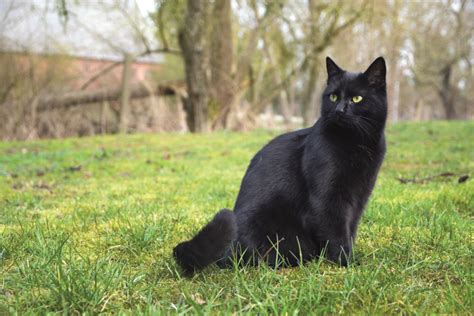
left=326, top=57, right=343, bottom=83
left=364, top=57, right=386, bottom=88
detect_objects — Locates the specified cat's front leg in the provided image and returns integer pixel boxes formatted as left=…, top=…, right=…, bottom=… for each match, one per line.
left=307, top=217, right=353, bottom=266
left=305, top=198, right=354, bottom=266
left=325, top=237, right=352, bottom=266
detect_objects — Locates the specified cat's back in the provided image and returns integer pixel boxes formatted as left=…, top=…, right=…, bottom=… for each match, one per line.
left=234, top=127, right=312, bottom=211
left=248, top=127, right=312, bottom=172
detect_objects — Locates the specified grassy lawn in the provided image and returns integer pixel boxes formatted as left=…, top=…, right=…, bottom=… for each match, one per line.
left=0, top=121, right=473, bottom=314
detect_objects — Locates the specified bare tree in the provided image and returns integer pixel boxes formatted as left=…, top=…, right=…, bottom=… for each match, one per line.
left=301, top=0, right=367, bottom=126
left=178, top=0, right=209, bottom=132
left=411, top=0, right=473, bottom=119
left=210, top=0, right=234, bottom=129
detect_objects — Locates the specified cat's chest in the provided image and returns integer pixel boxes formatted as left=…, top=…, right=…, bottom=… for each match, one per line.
left=334, top=144, right=380, bottom=171
left=304, top=140, right=382, bottom=193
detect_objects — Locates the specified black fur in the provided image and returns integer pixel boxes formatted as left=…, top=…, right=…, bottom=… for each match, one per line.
left=173, top=57, right=387, bottom=274
left=173, top=209, right=237, bottom=275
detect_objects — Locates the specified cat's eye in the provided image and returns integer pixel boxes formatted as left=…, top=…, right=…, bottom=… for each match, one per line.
left=329, top=94, right=338, bottom=102
left=352, top=96, right=363, bottom=103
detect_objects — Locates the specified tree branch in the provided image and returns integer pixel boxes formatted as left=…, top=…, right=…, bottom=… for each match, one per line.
left=38, top=82, right=182, bottom=111
left=80, top=47, right=182, bottom=90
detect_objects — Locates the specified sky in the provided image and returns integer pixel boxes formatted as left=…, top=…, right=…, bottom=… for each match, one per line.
left=0, top=0, right=162, bottom=62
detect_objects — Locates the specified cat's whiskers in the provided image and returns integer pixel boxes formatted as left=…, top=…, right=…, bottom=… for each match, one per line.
left=354, top=118, right=379, bottom=143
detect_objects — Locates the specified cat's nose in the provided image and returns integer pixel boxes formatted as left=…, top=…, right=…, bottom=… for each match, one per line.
left=335, top=103, right=346, bottom=114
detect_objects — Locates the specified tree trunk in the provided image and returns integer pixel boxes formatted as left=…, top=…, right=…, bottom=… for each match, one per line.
left=119, top=54, right=132, bottom=133
left=302, top=62, right=319, bottom=126
left=439, top=65, right=456, bottom=120
left=279, top=89, right=292, bottom=129
left=260, top=29, right=292, bottom=129
left=179, top=0, right=209, bottom=133
left=287, top=82, right=297, bottom=126
left=415, top=98, right=424, bottom=121
left=100, top=100, right=109, bottom=134
left=388, top=58, right=401, bottom=123
left=302, top=0, right=321, bottom=127
left=392, top=76, right=400, bottom=122
left=210, top=0, right=234, bottom=129
left=387, top=0, right=403, bottom=123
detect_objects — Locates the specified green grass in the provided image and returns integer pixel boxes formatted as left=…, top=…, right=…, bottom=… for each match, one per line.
left=0, top=121, right=473, bottom=314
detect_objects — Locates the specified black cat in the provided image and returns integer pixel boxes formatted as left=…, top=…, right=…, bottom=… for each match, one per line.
left=174, top=57, right=387, bottom=275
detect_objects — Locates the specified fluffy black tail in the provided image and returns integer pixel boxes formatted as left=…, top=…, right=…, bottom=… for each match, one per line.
left=173, top=209, right=237, bottom=275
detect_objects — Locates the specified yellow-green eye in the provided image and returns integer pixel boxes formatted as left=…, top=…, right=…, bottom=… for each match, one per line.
left=329, top=94, right=338, bottom=102
left=352, top=96, right=363, bottom=103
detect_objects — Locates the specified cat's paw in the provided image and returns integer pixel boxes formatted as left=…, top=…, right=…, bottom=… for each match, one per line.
left=326, top=244, right=352, bottom=267
left=173, top=242, right=197, bottom=276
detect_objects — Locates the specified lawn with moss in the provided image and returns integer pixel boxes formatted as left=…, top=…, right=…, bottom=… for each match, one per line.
left=0, top=121, right=473, bottom=314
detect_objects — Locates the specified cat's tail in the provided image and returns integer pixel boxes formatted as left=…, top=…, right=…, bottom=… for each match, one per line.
left=173, top=209, right=237, bottom=275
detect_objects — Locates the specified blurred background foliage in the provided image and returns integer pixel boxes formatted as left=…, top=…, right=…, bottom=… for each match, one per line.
left=0, top=0, right=472, bottom=139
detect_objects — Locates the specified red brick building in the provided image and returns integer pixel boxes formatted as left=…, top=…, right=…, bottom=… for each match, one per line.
left=1, top=51, right=163, bottom=91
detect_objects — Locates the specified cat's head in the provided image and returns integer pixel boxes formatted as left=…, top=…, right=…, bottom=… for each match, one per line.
left=320, top=57, right=387, bottom=134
